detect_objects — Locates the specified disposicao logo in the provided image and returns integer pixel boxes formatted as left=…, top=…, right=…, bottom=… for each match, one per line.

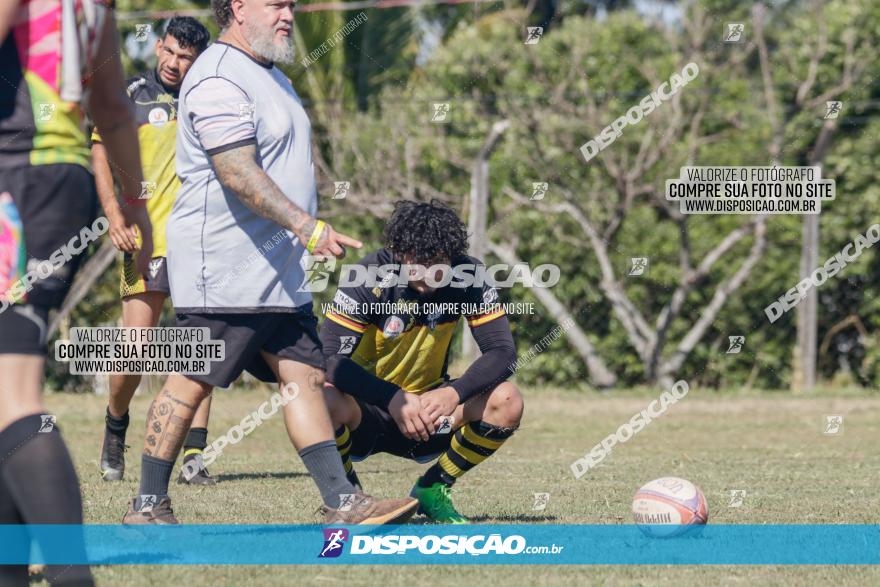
left=319, top=528, right=349, bottom=558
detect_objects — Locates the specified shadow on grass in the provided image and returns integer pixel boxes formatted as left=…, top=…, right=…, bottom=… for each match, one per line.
left=406, top=514, right=559, bottom=524
left=468, top=514, right=559, bottom=523
left=214, top=471, right=309, bottom=482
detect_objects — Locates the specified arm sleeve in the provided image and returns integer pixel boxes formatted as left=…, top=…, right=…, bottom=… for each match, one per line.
left=321, top=286, right=400, bottom=410
left=185, top=76, right=257, bottom=155
left=451, top=314, right=517, bottom=403
left=321, top=318, right=400, bottom=411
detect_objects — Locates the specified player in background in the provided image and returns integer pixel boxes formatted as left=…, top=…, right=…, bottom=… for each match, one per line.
left=320, top=200, right=524, bottom=524
left=121, top=0, right=417, bottom=525
left=0, top=0, right=151, bottom=583
left=92, top=17, right=217, bottom=486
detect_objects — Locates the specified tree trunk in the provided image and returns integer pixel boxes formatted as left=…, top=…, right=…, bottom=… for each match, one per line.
left=462, top=120, right=510, bottom=362
left=488, top=241, right=617, bottom=389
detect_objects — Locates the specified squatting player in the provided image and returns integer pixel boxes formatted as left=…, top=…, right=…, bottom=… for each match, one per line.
left=122, top=0, right=417, bottom=525
left=92, top=16, right=218, bottom=486
left=0, top=0, right=151, bottom=582
left=321, top=200, right=524, bottom=523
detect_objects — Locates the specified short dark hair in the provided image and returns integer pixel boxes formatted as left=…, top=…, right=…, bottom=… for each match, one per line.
left=384, top=199, right=469, bottom=264
left=164, top=16, right=210, bottom=53
left=212, top=0, right=233, bottom=29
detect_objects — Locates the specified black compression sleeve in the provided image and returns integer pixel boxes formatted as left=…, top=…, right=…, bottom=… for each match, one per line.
left=321, top=318, right=399, bottom=410
left=451, top=315, right=517, bottom=403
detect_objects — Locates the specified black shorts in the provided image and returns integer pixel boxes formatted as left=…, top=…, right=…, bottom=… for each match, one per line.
left=121, top=255, right=170, bottom=298
left=0, top=164, right=98, bottom=355
left=349, top=380, right=457, bottom=464
left=176, top=305, right=325, bottom=388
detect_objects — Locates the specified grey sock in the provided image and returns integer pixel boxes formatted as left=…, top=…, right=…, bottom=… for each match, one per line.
left=137, top=454, right=174, bottom=508
left=299, top=440, right=356, bottom=509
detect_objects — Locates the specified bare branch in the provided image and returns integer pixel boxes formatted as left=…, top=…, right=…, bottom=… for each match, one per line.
left=660, top=218, right=769, bottom=377
left=503, top=186, right=656, bottom=355
left=489, top=240, right=617, bottom=389
left=651, top=217, right=762, bottom=373
left=794, top=2, right=828, bottom=106
left=752, top=3, right=783, bottom=162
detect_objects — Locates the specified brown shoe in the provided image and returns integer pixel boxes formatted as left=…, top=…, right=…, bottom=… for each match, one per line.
left=321, top=492, right=418, bottom=525
left=122, top=496, right=179, bottom=525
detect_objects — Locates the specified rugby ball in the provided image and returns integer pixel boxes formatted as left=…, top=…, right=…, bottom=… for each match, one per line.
left=632, top=477, right=708, bottom=537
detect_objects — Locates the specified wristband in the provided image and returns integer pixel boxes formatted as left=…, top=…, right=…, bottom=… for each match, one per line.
left=306, top=220, right=326, bottom=252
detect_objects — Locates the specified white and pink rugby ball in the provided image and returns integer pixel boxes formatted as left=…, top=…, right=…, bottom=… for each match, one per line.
left=632, top=477, right=708, bottom=537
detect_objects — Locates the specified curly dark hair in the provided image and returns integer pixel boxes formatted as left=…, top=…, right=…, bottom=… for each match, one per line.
left=384, top=199, right=469, bottom=264
left=164, top=16, right=210, bottom=53
left=211, top=0, right=234, bottom=29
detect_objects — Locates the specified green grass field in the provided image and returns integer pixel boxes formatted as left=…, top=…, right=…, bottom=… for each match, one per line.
left=36, top=386, right=880, bottom=585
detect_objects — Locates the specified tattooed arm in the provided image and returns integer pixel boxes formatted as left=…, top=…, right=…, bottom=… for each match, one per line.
left=187, top=75, right=360, bottom=258
left=210, top=145, right=360, bottom=257
left=211, top=144, right=316, bottom=245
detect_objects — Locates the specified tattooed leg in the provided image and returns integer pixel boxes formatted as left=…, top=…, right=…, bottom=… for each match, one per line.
left=129, top=375, right=213, bottom=513
left=143, top=374, right=212, bottom=461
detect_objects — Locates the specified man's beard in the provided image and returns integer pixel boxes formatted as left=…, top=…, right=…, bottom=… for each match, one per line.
left=243, top=20, right=296, bottom=64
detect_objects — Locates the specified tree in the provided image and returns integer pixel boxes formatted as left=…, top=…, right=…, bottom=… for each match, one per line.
left=316, top=2, right=880, bottom=389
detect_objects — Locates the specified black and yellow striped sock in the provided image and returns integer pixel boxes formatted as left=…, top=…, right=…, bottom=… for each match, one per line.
left=183, top=427, right=208, bottom=465
left=334, top=426, right=354, bottom=474
left=420, top=421, right=516, bottom=488
left=334, top=425, right=360, bottom=488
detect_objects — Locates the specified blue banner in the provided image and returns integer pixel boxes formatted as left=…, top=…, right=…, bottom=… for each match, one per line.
left=2, top=525, right=879, bottom=565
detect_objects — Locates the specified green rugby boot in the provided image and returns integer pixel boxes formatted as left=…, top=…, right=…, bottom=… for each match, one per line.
left=410, top=479, right=469, bottom=524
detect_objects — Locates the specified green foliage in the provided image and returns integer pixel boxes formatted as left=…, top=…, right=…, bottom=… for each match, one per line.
left=113, top=0, right=216, bottom=74
left=323, top=2, right=880, bottom=390
left=62, top=1, right=880, bottom=392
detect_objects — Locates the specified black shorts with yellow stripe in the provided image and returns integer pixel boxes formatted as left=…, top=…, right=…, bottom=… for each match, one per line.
left=343, top=380, right=502, bottom=467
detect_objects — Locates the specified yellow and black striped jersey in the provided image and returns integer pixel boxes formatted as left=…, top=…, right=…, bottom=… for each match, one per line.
left=322, top=248, right=511, bottom=401
left=91, top=69, right=179, bottom=257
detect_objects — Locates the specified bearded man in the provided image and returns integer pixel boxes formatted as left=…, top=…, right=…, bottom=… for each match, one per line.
left=122, top=0, right=417, bottom=525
